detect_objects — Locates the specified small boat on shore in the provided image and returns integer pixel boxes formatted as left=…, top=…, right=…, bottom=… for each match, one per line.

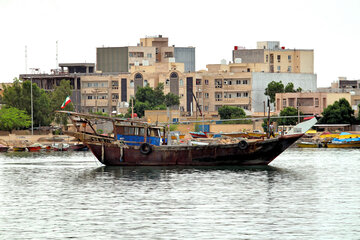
left=27, top=143, right=43, bottom=152
left=13, top=147, right=27, bottom=152
left=58, top=111, right=317, bottom=166
left=52, top=143, right=69, bottom=151
left=0, top=144, right=9, bottom=152
left=297, top=141, right=320, bottom=148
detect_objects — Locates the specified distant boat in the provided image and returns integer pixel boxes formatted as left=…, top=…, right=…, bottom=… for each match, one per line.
left=0, top=144, right=9, bottom=152
left=52, top=143, right=69, bottom=151
left=27, top=143, right=43, bottom=152
left=13, top=147, right=27, bottom=152
left=297, top=141, right=320, bottom=148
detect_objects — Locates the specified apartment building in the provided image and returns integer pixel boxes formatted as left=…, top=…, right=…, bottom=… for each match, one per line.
left=233, top=41, right=314, bottom=74
left=96, top=35, right=195, bottom=73
left=275, top=92, right=351, bottom=115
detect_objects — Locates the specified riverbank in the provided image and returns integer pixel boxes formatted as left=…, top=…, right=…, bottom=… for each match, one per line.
left=0, top=134, right=78, bottom=148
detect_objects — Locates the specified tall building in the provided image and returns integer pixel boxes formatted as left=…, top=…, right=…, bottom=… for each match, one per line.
left=233, top=41, right=314, bottom=74
left=96, top=35, right=195, bottom=73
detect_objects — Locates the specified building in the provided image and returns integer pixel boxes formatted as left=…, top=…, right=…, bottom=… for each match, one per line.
left=233, top=41, right=314, bottom=74
left=275, top=92, right=351, bottom=115
left=19, top=63, right=95, bottom=112
left=96, top=35, right=195, bottom=73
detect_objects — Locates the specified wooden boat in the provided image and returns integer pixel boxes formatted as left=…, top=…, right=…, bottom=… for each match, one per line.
left=0, top=144, right=9, bottom=152
left=13, top=147, right=27, bottom=152
left=189, top=131, right=208, bottom=138
left=297, top=141, right=319, bottom=148
left=52, top=143, right=69, bottom=151
left=58, top=111, right=316, bottom=166
left=27, top=143, right=43, bottom=152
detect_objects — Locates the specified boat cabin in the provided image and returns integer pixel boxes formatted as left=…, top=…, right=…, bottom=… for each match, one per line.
left=114, top=122, right=165, bottom=146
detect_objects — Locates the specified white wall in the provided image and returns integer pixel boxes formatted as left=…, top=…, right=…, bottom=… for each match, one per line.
left=251, top=72, right=317, bottom=113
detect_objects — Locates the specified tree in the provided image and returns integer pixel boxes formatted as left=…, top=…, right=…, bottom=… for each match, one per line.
left=50, top=80, right=74, bottom=127
left=264, top=81, right=284, bottom=103
left=277, top=106, right=302, bottom=125
left=319, top=98, right=356, bottom=124
left=2, top=78, right=52, bottom=126
left=284, top=83, right=296, bottom=93
left=218, top=106, right=246, bottom=119
left=0, top=107, right=31, bottom=133
left=164, top=93, right=180, bottom=107
left=126, top=84, right=179, bottom=118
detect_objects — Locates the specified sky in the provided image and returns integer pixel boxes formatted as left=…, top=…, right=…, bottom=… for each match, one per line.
left=0, top=0, right=359, bottom=87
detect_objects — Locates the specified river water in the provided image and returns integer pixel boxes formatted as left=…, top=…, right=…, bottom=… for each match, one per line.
left=0, top=148, right=359, bottom=240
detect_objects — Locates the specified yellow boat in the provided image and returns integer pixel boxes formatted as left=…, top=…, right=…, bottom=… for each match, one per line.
left=297, top=142, right=319, bottom=148
left=326, top=141, right=360, bottom=148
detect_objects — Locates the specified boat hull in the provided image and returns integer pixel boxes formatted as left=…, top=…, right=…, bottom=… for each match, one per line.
left=327, top=142, right=360, bottom=148
left=86, top=134, right=303, bottom=166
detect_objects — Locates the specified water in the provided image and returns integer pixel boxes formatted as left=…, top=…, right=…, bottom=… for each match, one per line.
left=0, top=149, right=359, bottom=240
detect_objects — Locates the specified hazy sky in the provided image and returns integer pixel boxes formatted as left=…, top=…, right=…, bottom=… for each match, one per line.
left=0, top=0, right=359, bottom=87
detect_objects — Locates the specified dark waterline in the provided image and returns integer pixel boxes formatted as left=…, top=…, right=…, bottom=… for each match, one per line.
left=0, top=149, right=359, bottom=239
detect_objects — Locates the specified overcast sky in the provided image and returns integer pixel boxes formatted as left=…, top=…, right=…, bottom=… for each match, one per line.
left=0, top=0, right=359, bottom=87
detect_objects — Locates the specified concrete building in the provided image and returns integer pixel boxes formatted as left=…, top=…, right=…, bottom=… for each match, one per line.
left=19, top=63, right=95, bottom=112
left=96, top=35, right=195, bottom=73
left=233, top=41, right=314, bottom=74
left=275, top=92, right=351, bottom=116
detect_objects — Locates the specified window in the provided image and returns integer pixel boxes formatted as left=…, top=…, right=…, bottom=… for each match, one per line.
left=243, top=80, right=248, bottom=84
left=196, top=79, right=201, bottom=85
left=266, top=55, right=269, bottom=62
left=112, top=94, right=119, bottom=99
left=87, top=95, right=93, bottom=99
left=283, top=99, right=287, bottom=107
left=205, top=79, right=209, bottom=85
left=130, top=80, right=134, bottom=87
left=277, top=66, right=281, bottom=71
left=179, top=79, right=183, bottom=86
left=215, top=79, right=222, bottom=88
left=287, top=66, right=292, bottom=72
left=164, top=52, right=173, bottom=58
left=144, top=80, right=148, bottom=87
left=315, top=98, right=319, bottom=107
left=277, top=55, right=281, bottom=62
left=129, top=52, right=144, bottom=58
left=205, top=106, right=209, bottom=111
left=165, top=79, right=170, bottom=85
left=204, top=93, right=209, bottom=98
left=236, top=80, right=241, bottom=85
left=247, top=68, right=250, bottom=72
left=288, top=55, right=292, bottom=62
left=243, top=92, right=248, bottom=97
left=237, top=92, right=241, bottom=98
left=147, top=53, right=152, bottom=58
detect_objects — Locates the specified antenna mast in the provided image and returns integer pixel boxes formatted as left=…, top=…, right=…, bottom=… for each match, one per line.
left=25, top=45, right=28, bottom=73
left=56, top=40, right=58, bottom=68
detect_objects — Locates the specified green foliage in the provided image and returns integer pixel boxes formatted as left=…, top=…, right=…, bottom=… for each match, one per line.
left=169, top=124, right=178, bottom=131
left=97, top=129, right=104, bottom=134
left=2, top=78, right=52, bottom=126
left=165, top=93, right=180, bottom=107
left=277, top=107, right=302, bottom=125
left=319, top=98, right=355, bottom=124
left=0, top=107, right=31, bottom=132
left=126, top=83, right=179, bottom=118
left=264, top=81, right=284, bottom=103
left=93, top=111, right=109, bottom=117
left=218, top=106, right=246, bottom=119
left=265, top=81, right=302, bottom=104
left=50, top=80, right=74, bottom=127
left=284, top=83, right=296, bottom=93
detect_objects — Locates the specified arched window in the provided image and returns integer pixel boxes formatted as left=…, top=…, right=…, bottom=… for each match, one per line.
left=135, top=73, right=143, bottom=80
left=130, top=80, right=134, bottom=87
left=144, top=80, right=148, bottom=87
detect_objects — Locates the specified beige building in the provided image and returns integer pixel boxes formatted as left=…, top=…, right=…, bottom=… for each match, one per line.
left=233, top=41, right=314, bottom=74
left=275, top=92, right=351, bottom=115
